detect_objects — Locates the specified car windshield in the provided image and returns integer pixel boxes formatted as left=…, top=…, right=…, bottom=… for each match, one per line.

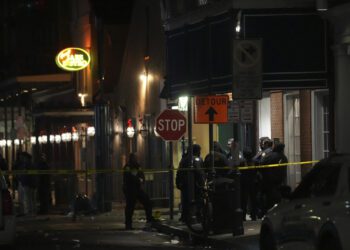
left=291, top=157, right=342, bottom=200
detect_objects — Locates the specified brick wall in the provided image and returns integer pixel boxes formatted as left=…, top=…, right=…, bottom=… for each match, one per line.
left=270, top=91, right=284, bottom=142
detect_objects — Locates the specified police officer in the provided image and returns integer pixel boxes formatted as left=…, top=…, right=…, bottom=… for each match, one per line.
left=204, top=141, right=230, bottom=177
left=240, top=148, right=258, bottom=221
left=176, top=144, right=204, bottom=223
left=123, top=153, right=153, bottom=230
left=260, top=142, right=288, bottom=213
left=252, top=137, right=273, bottom=165
left=252, top=137, right=273, bottom=217
left=37, top=153, right=51, bottom=214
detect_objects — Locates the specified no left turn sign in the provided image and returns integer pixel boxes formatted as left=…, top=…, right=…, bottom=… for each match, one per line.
left=234, top=40, right=261, bottom=68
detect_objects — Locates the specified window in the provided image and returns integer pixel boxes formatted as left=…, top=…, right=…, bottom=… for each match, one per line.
left=322, top=95, right=330, bottom=158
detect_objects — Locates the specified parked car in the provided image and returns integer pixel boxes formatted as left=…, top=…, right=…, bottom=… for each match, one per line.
left=0, top=172, right=15, bottom=246
left=260, top=154, right=350, bottom=250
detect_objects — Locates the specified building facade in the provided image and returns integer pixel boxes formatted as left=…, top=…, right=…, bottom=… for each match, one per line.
left=160, top=0, right=345, bottom=190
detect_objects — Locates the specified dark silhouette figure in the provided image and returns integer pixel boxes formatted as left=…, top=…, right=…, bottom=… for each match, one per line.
left=204, top=141, right=230, bottom=177
left=252, top=137, right=273, bottom=217
left=14, top=152, right=37, bottom=215
left=123, top=153, right=153, bottom=230
left=37, top=153, right=51, bottom=214
left=252, top=137, right=273, bottom=165
left=260, top=142, right=288, bottom=213
left=240, top=148, right=258, bottom=221
left=176, top=144, right=204, bottom=223
left=0, top=153, right=9, bottom=184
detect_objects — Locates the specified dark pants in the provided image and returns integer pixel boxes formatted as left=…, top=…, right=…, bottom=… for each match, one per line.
left=241, top=180, right=258, bottom=220
left=263, top=184, right=282, bottom=212
left=38, top=188, right=50, bottom=214
left=124, top=189, right=153, bottom=227
left=179, top=190, right=189, bottom=221
left=241, top=171, right=258, bottom=220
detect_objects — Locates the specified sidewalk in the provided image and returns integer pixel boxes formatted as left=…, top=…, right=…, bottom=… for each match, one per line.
left=151, top=208, right=261, bottom=249
left=16, top=205, right=260, bottom=249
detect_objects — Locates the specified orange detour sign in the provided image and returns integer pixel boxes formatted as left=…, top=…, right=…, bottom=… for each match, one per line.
left=194, top=95, right=229, bottom=123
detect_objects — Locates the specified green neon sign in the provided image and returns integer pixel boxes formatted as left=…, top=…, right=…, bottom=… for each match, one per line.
left=55, top=47, right=90, bottom=71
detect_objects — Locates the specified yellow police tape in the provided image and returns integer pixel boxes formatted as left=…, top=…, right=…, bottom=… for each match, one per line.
left=0, top=160, right=320, bottom=176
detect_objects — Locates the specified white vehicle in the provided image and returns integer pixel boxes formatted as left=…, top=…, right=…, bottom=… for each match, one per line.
left=260, top=154, right=350, bottom=250
left=0, top=173, right=15, bottom=246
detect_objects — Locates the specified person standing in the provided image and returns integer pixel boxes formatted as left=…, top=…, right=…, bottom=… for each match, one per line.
left=260, top=142, right=288, bottom=214
left=204, top=141, right=230, bottom=177
left=37, top=153, right=51, bottom=214
left=123, top=153, right=153, bottom=230
left=176, top=144, right=204, bottom=223
left=252, top=137, right=273, bottom=217
left=240, top=148, right=258, bottom=221
left=0, top=153, right=9, bottom=185
left=15, top=152, right=37, bottom=216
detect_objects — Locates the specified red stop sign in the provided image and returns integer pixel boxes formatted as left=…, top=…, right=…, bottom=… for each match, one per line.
left=156, top=109, right=187, bottom=141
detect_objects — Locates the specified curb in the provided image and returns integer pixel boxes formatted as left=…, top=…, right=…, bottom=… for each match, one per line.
left=152, top=222, right=191, bottom=240
left=152, top=221, right=236, bottom=248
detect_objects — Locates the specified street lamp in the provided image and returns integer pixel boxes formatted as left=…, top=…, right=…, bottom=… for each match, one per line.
left=317, top=0, right=327, bottom=11
left=178, top=96, right=188, bottom=111
left=87, top=126, right=95, bottom=137
left=31, top=136, right=37, bottom=145
left=61, top=132, right=72, bottom=142
left=49, top=135, right=55, bottom=143
left=72, top=131, right=79, bottom=141
left=126, top=126, right=135, bottom=138
left=55, top=134, right=61, bottom=143
left=126, top=119, right=135, bottom=138
left=41, top=135, right=48, bottom=144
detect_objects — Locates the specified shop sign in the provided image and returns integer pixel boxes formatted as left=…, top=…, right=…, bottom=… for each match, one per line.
left=55, top=47, right=90, bottom=71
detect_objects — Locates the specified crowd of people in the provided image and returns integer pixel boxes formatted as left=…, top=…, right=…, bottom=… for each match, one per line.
left=175, top=137, right=288, bottom=223
left=0, top=137, right=287, bottom=228
left=0, top=151, right=51, bottom=217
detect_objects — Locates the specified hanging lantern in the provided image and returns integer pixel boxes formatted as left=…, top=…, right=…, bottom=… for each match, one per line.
left=126, top=119, right=135, bottom=138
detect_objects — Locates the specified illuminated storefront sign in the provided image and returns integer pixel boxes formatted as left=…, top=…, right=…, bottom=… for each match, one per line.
left=55, top=47, right=90, bottom=71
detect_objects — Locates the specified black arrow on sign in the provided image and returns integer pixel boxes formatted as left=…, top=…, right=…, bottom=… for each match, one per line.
left=205, top=106, right=218, bottom=122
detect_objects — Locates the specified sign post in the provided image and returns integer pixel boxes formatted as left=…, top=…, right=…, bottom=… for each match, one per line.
left=156, top=109, right=187, bottom=220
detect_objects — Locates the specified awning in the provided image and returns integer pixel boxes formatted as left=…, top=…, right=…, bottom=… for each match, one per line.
left=0, top=73, right=72, bottom=97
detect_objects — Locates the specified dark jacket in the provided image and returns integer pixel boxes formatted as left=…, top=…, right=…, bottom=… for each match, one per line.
left=204, top=151, right=229, bottom=177
left=37, top=160, right=50, bottom=189
left=260, top=143, right=288, bottom=186
left=176, top=153, right=204, bottom=191
left=123, top=161, right=145, bottom=195
left=0, top=156, right=8, bottom=172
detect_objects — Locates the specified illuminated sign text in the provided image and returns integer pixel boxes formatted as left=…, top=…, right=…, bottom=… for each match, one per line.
left=55, top=47, right=90, bottom=71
